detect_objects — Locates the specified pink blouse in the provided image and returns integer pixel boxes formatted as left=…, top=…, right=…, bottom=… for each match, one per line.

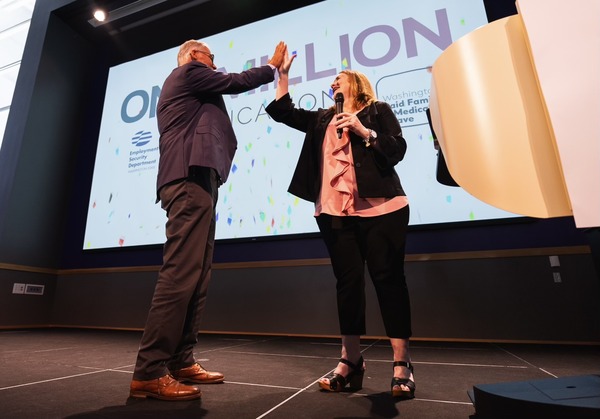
left=314, top=117, right=408, bottom=217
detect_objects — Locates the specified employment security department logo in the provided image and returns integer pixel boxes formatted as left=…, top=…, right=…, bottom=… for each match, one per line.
left=128, top=129, right=159, bottom=173
left=132, top=130, right=152, bottom=147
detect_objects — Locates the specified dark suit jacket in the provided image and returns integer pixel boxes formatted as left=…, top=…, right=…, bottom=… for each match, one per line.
left=265, top=93, right=407, bottom=203
left=156, top=61, right=275, bottom=196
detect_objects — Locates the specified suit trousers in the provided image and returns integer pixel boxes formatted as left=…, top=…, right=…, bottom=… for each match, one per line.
left=133, top=167, right=218, bottom=380
left=316, top=205, right=411, bottom=339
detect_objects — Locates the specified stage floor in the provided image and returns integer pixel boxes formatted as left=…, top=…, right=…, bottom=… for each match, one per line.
left=1, top=329, right=599, bottom=418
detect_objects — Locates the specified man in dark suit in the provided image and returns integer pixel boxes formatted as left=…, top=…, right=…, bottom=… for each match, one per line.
left=130, top=39, right=286, bottom=401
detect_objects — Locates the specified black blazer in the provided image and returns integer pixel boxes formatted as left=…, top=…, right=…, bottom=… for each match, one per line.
left=156, top=61, right=275, bottom=195
left=265, top=93, right=407, bottom=203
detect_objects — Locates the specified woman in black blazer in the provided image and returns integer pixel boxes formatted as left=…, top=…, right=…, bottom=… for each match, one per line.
left=266, top=47, right=415, bottom=399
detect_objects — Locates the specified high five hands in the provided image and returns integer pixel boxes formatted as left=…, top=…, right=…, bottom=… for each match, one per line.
left=277, top=44, right=297, bottom=76
left=268, top=41, right=287, bottom=68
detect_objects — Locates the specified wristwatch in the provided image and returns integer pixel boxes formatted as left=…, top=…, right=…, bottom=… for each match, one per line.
left=364, top=129, right=377, bottom=147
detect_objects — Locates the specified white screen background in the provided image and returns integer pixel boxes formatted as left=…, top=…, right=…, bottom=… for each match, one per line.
left=83, top=0, right=519, bottom=250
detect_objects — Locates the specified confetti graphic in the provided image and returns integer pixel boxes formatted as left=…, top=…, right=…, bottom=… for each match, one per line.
left=82, top=0, right=518, bottom=250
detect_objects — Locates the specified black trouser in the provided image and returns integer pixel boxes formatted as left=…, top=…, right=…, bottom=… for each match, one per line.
left=133, top=167, right=218, bottom=380
left=316, top=205, right=411, bottom=338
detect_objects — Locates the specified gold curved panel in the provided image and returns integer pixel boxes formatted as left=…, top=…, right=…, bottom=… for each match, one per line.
left=429, top=15, right=572, bottom=218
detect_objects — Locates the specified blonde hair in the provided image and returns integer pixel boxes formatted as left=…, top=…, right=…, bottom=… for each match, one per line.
left=339, top=70, right=377, bottom=109
left=177, top=40, right=210, bottom=66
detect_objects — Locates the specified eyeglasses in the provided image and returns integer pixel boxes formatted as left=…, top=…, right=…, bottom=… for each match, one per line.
left=195, top=50, right=214, bottom=62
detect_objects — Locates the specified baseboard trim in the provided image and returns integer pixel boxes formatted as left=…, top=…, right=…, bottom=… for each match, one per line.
left=0, top=245, right=591, bottom=276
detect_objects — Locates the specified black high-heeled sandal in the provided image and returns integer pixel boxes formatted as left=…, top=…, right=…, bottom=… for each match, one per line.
left=319, top=357, right=365, bottom=392
left=391, top=360, right=415, bottom=399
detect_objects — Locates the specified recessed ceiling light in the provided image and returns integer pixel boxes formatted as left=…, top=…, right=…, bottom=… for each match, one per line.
left=87, top=0, right=211, bottom=29
left=88, top=0, right=169, bottom=27
left=93, top=9, right=107, bottom=22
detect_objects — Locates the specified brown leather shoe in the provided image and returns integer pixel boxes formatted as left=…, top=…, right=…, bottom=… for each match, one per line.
left=171, top=362, right=224, bottom=384
left=130, top=374, right=202, bottom=401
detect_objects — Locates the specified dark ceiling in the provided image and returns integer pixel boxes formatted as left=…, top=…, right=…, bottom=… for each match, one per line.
left=52, top=0, right=324, bottom=66
left=50, top=0, right=516, bottom=67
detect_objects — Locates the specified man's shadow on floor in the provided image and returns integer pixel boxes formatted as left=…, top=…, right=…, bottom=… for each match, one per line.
left=64, top=397, right=207, bottom=419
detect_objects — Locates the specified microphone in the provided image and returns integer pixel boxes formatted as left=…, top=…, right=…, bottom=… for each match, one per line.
left=335, top=92, right=344, bottom=139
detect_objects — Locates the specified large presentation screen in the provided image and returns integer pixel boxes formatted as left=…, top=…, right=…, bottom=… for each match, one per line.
left=83, top=0, right=519, bottom=250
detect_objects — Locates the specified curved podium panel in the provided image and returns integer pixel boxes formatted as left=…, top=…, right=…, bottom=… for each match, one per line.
left=517, top=0, right=600, bottom=229
left=430, top=0, right=600, bottom=228
left=429, top=14, right=572, bottom=219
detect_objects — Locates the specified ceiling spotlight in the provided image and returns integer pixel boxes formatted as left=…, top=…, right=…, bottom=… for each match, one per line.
left=87, top=0, right=211, bottom=29
left=93, top=9, right=107, bottom=22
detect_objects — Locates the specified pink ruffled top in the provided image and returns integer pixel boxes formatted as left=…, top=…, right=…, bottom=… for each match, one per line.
left=315, top=116, right=408, bottom=217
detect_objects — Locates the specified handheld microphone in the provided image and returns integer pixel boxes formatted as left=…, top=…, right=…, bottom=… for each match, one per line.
left=334, top=92, right=344, bottom=139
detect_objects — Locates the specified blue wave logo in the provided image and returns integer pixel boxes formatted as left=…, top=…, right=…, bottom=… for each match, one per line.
left=131, top=130, right=152, bottom=147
